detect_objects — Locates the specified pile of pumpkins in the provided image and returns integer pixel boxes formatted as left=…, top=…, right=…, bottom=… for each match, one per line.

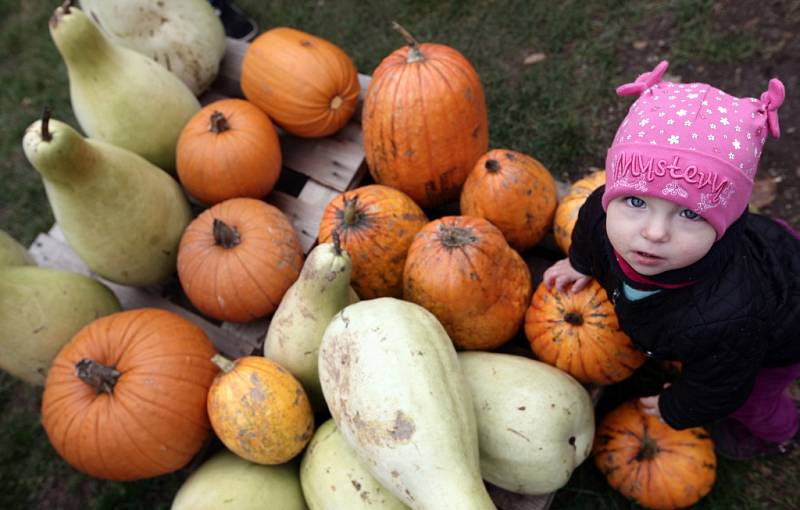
left=0, top=1, right=718, bottom=509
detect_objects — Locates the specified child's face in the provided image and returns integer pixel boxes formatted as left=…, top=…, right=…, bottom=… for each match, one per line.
left=606, top=195, right=717, bottom=275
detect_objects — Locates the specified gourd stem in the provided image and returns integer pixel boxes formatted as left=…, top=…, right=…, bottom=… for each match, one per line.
left=391, top=21, right=425, bottom=63
left=332, top=230, right=342, bottom=255
left=564, top=312, right=584, bottom=325
left=342, top=196, right=360, bottom=226
left=485, top=159, right=501, bottom=172
left=635, top=435, right=660, bottom=461
left=41, top=106, right=52, bottom=142
left=209, top=111, right=230, bottom=133
left=211, top=353, right=235, bottom=373
left=439, top=224, right=478, bottom=248
left=213, top=219, right=241, bottom=248
left=75, top=359, right=120, bottom=394
left=62, top=0, right=74, bottom=13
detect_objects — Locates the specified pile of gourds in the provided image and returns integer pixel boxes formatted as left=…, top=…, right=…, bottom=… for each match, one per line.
left=0, top=1, right=717, bottom=509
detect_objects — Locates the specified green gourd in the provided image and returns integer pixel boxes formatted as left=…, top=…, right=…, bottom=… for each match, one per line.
left=0, top=264, right=120, bottom=385
left=0, top=230, right=34, bottom=267
left=49, top=4, right=200, bottom=171
left=22, top=114, right=192, bottom=286
left=264, top=236, right=352, bottom=412
left=171, top=449, right=308, bottom=510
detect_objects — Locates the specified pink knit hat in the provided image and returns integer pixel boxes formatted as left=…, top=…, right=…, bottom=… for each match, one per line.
left=602, top=60, right=785, bottom=239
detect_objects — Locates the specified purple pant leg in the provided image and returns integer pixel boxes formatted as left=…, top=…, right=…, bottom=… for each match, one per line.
left=730, top=363, right=800, bottom=443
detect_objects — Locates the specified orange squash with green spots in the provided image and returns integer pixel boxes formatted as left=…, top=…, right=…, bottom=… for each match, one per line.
left=593, top=399, right=716, bottom=509
left=207, top=355, right=314, bottom=465
left=524, top=280, right=645, bottom=385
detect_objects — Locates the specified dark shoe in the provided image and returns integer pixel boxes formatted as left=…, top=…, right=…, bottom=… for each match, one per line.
left=709, top=418, right=798, bottom=460
left=209, top=0, right=258, bottom=40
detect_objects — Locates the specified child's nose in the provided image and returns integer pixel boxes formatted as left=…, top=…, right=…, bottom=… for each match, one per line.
left=641, top=218, right=670, bottom=242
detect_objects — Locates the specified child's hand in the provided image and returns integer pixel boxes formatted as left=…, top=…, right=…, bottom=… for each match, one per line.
left=639, top=394, right=662, bottom=420
left=543, top=258, right=591, bottom=293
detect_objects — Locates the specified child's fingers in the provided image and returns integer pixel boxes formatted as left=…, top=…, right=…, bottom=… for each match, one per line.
left=571, top=276, right=591, bottom=293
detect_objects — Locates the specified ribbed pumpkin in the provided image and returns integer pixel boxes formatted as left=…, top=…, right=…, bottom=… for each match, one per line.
left=240, top=27, right=360, bottom=138
left=403, top=216, right=532, bottom=350
left=176, top=98, right=281, bottom=205
left=594, top=400, right=716, bottom=510
left=525, top=280, right=645, bottom=385
left=40, top=309, right=218, bottom=481
left=362, top=24, right=488, bottom=209
left=207, top=355, right=314, bottom=465
left=460, top=149, right=558, bottom=251
left=318, top=184, right=428, bottom=299
left=177, top=198, right=303, bottom=322
left=553, top=170, right=605, bottom=255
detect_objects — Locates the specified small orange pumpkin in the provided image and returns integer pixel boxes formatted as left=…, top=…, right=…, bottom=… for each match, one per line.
left=207, top=355, right=314, bottom=465
left=552, top=170, right=605, bottom=255
left=41, top=309, right=219, bottom=481
left=176, top=98, right=282, bottom=205
left=524, top=280, right=645, bottom=385
left=403, top=216, right=532, bottom=350
left=460, top=149, right=558, bottom=251
left=318, top=184, right=428, bottom=299
left=177, top=198, right=304, bottom=322
left=241, top=27, right=360, bottom=138
left=594, top=399, right=716, bottom=509
left=362, top=24, right=488, bottom=209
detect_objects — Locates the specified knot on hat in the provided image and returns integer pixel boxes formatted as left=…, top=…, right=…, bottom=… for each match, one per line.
left=616, top=60, right=669, bottom=97
left=760, top=78, right=785, bottom=138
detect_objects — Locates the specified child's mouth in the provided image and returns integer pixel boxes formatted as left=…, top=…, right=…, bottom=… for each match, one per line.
left=633, top=250, right=663, bottom=265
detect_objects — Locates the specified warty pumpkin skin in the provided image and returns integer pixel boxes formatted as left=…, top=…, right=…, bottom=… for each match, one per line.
left=241, top=27, right=360, bottom=138
left=176, top=98, right=282, bottom=205
left=362, top=25, right=489, bottom=209
left=40, top=308, right=219, bottom=481
left=552, top=170, right=605, bottom=255
left=318, top=184, right=428, bottom=299
left=524, top=280, right=645, bottom=385
left=403, top=215, right=532, bottom=350
left=460, top=149, right=558, bottom=251
left=177, top=198, right=304, bottom=322
left=207, top=355, right=314, bottom=465
left=594, top=399, right=716, bottom=510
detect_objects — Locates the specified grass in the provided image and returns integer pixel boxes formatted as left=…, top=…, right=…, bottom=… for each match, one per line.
left=0, top=1, right=796, bottom=508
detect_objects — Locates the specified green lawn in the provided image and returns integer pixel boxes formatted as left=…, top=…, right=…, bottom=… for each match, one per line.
left=1, top=1, right=797, bottom=508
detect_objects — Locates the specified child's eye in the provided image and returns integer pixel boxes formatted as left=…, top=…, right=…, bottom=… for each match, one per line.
left=680, top=209, right=702, bottom=221
left=625, top=196, right=646, bottom=208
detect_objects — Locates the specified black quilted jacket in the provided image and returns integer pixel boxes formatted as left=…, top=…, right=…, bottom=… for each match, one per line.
left=569, top=186, right=800, bottom=429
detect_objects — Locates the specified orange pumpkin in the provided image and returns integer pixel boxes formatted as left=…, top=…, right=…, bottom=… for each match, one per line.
left=177, top=198, right=304, bottom=322
left=318, top=184, right=428, bottom=299
left=460, top=149, right=558, bottom=251
left=594, top=399, right=716, bottom=509
left=207, top=355, right=314, bottom=464
left=241, top=27, right=360, bottom=138
left=524, top=280, right=645, bottom=385
left=552, top=170, right=605, bottom=254
left=362, top=24, right=488, bottom=209
left=41, top=309, right=218, bottom=481
left=176, top=98, right=282, bottom=205
left=403, top=216, right=532, bottom=350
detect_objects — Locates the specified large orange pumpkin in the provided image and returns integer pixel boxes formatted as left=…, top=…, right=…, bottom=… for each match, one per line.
left=318, top=184, right=428, bottom=299
left=594, top=400, right=716, bottom=510
left=176, top=98, right=282, bottom=205
left=207, top=355, right=314, bottom=465
left=41, top=309, right=219, bottom=481
left=177, top=198, right=304, bottom=322
left=403, top=216, right=532, bottom=350
left=362, top=24, right=488, bottom=209
left=241, top=27, right=360, bottom=138
left=552, top=170, right=605, bottom=255
left=524, top=280, right=645, bottom=385
left=460, top=149, right=558, bottom=251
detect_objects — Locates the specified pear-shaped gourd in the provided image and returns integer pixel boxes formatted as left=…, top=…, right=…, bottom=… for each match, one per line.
left=264, top=235, right=352, bottom=411
left=49, top=4, right=200, bottom=171
left=300, top=419, right=408, bottom=510
left=0, top=230, right=34, bottom=266
left=22, top=115, right=192, bottom=286
left=171, top=449, right=307, bottom=510
left=79, top=0, right=226, bottom=95
left=0, top=264, right=120, bottom=385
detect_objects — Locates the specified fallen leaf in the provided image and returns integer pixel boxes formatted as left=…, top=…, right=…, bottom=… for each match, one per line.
left=749, top=176, right=781, bottom=209
left=633, top=40, right=648, bottom=50
left=523, top=52, right=546, bottom=65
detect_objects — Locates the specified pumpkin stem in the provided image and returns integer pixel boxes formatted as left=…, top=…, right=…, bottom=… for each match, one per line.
left=439, top=224, right=478, bottom=249
left=211, top=353, right=235, bottom=373
left=391, top=21, right=425, bottom=63
left=564, top=312, right=584, bottom=325
left=75, top=359, right=121, bottom=394
left=213, top=219, right=241, bottom=249
left=40, top=106, right=53, bottom=142
left=332, top=230, right=342, bottom=255
left=485, top=159, right=501, bottom=173
left=209, top=111, right=230, bottom=133
left=62, top=0, right=74, bottom=14
left=330, top=96, right=344, bottom=111
left=342, top=196, right=361, bottom=226
left=635, top=435, right=660, bottom=461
